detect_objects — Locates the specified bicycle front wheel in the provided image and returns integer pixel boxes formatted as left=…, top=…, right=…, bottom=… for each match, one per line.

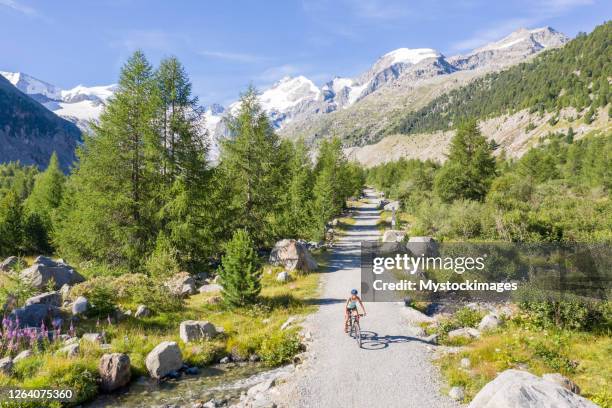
left=354, top=321, right=361, bottom=348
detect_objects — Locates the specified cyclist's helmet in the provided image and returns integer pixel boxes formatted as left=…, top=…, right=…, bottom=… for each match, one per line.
left=351, top=289, right=358, bottom=295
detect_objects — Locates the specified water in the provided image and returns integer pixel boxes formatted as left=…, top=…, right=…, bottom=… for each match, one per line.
left=87, top=363, right=293, bottom=408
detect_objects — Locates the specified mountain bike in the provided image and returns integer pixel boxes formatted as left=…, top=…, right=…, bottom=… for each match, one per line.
left=348, top=311, right=363, bottom=348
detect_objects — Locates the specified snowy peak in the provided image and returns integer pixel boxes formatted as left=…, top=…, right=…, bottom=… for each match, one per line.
left=0, top=71, right=62, bottom=100
left=259, top=75, right=320, bottom=112
left=474, top=26, right=568, bottom=53
left=372, top=48, right=442, bottom=73
left=61, top=84, right=117, bottom=104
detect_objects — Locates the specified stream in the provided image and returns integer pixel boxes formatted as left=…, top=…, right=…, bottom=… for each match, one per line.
left=87, top=363, right=293, bottom=408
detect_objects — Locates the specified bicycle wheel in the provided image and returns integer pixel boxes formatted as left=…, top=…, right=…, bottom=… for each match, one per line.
left=354, top=321, right=361, bottom=348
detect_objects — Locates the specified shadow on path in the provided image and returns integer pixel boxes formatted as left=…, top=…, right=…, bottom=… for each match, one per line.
left=357, top=331, right=435, bottom=350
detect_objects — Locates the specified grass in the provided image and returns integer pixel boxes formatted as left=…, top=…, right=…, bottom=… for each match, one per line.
left=436, top=322, right=612, bottom=407
left=0, top=260, right=324, bottom=407
left=377, top=210, right=414, bottom=233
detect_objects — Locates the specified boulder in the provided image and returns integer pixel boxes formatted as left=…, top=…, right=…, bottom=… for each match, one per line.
left=134, top=305, right=151, bottom=318
left=0, top=256, right=18, bottom=272
left=276, top=271, right=290, bottom=283
left=269, top=239, right=318, bottom=273
left=406, top=236, right=438, bottom=257
left=460, top=357, right=471, bottom=369
left=382, top=230, right=405, bottom=243
left=13, top=350, right=33, bottom=363
left=542, top=373, right=581, bottom=394
left=25, top=291, right=61, bottom=307
left=145, top=341, right=183, bottom=379
left=20, top=264, right=84, bottom=290
left=34, top=256, right=57, bottom=267
left=179, top=320, right=217, bottom=343
left=219, top=356, right=230, bottom=364
left=58, top=343, right=80, bottom=357
left=9, top=303, right=59, bottom=328
left=0, top=357, right=13, bottom=375
left=81, top=333, right=103, bottom=344
left=165, top=272, right=196, bottom=297
left=72, top=296, right=88, bottom=315
left=478, top=314, right=501, bottom=331
left=468, top=369, right=597, bottom=408
left=383, top=200, right=400, bottom=211
left=99, top=353, right=131, bottom=392
left=449, top=386, right=465, bottom=401
left=448, top=327, right=481, bottom=340
left=198, top=283, right=222, bottom=293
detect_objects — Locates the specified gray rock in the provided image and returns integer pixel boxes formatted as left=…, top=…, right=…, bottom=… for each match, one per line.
left=99, top=353, right=131, bottom=392
left=64, top=337, right=79, bottom=345
left=9, top=303, right=59, bottom=328
left=81, top=333, right=103, bottom=343
left=406, top=236, right=438, bottom=258
left=13, top=349, right=33, bottom=363
left=542, top=373, right=581, bottom=395
left=59, top=284, right=71, bottom=300
left=72, top=296, right=88, bottom=315
left=34, top=256, right=57, bottom=266
left=382, top=230, right=405, bottom=243
left=460, top=357, right=471, bottom=369
left=0, top=357, right=13, bottom=375
left=249, top=354, right=261, bottom=362
left=20, top=264, right=84, bottom=290
left=58, top=343, right=80, bottom=357
left=0, top=256, right=18, bottom=272
left=280, top=316, right=297, bottom=330
left=449, top=386, right=465, bottom=401
left=383, top=200, right=400, bottom=211
left=448, top=327, right=481, bottom=340
left=468, top=369, right=597, bottom=408
left=134, top=304, right=151, bottom=318
left=478, top=314, right=501, bottom=331
left=219, top=356, right=230, bottom=364
left=25, top=291, right=61, bottom=307
left=269, top=239, right=318, bottom=273
left=145, top=341, right=183, bottom=379
left=165, top=272, right=196, bottom=297
left=199, top=284, right=222, bottom=293
left=276, top=271, right=290, bottom=282
left=179, top=320, right=217, bottom=343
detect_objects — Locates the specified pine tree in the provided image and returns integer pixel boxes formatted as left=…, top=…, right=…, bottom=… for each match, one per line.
left=25, top=152, right=65, bottom=231
left=220, top=87, right=282, bottom=246
left=54, top=51, right=162, bottom=268
left=0, top=190, right=24, bottom=256
left=218, top=229, right=261, bottom=307
left=434, top=120, right=497, bottom=202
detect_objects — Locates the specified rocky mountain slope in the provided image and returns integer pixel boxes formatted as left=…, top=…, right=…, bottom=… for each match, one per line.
left=0, top=74, right=81, bottom=171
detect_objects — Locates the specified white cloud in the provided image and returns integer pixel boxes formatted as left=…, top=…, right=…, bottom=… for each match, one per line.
left=199, top=50, right=267, bottom=63
left=0, top=0, right=35, bottom=15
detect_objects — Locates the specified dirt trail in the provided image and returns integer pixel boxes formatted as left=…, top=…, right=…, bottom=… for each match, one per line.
left=275, top=189, right=459, bottom=408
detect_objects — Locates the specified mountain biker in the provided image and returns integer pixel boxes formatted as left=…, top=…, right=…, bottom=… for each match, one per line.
left=344, top=289, right=366, bottom=333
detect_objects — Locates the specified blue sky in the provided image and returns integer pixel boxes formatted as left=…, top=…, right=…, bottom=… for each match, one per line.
left=1, top=0, right=610, bottom=105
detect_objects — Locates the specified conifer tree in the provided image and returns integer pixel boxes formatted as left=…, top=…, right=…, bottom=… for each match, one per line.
left=218, top=229, right=261, bottom=307
left=54, top=51, right=162, bottom=268
left=434, top=120, right=496, bottom=202
left=25, top=152, right=64, bottom=231
left=0, top=190, right=24, bottom=255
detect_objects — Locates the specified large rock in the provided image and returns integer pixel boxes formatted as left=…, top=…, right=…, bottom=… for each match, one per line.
left=9, top=303, right=59, bottom=328
left=13, top=350, right=33, bottom=363
left=72, top=296, right=88, bottom=315
left=478, top=314, right=501, bottom=331
left=34, top=256, right=57, bottom=267
left=81, top=333, right=103, bottom=343
left=145, top=341, right=183, bottom=379
left=382, top=230, right=405, bottom=243
left=542, top=373, right=581, bottom=395
left=448, top=327, right=481, bottom=340
left=99, top=353, right=131, bottom=392
left=269, top=239, right=318, bottom=273
left=20, top=263, right=84, bottom=290
left=25, top=291, right=61, bottom=307
left=0, top=256, right=18, bottom=272
left=134, top=305, right=151, bottom=318
left=0, top=357, right=13, bottom=375
left=57, top=343, right=80, bottom=357
left=179, top=320, right=217, bottom=343
left=276, top=271, right=290, bottom=282
left=468, top=369, right=598, bottom=408
left=165, top=272, right=196, bottom=297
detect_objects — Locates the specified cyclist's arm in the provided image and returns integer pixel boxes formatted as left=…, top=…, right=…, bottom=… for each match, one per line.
left=358, top=298, right=366, bottom=315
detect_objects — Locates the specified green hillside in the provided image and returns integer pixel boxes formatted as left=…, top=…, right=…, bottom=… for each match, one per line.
left=391, top=21, right=611, bottom=136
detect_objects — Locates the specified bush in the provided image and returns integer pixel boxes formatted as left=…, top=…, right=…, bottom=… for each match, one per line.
left=218, top=229, right=261, bottom=307
left=518, top=298, right=608, bottom=331
left=258, top=330, right=301, bottom=367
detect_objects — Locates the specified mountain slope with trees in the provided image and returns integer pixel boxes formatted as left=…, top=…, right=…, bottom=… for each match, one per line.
left=0, top=74, right=81, bottom=171
left=390, top=21, right=611, bottom=137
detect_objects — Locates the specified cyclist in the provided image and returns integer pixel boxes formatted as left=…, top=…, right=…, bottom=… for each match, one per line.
left=344, top=289, right=366, bottom=333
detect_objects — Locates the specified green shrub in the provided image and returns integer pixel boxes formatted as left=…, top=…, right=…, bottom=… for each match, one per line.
left=258, top=330, right=301, bottom=367
left=518, top=296, right=608, bottom=331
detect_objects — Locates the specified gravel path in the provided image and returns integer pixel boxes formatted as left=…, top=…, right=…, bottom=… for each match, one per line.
left=274, top=189, right=460, bottom=408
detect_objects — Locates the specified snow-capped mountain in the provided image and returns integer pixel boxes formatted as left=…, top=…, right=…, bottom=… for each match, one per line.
left=448, top=26, right=568, bottom=70
left=0, top=71, right=117, bottom=131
